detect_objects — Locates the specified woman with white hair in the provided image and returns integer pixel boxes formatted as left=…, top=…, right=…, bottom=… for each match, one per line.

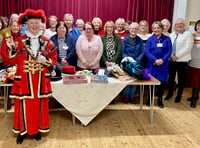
left=165, top=18, right=193, bottom=103
left=9, top=13, right=19, bottom=24
left=161, top=18, right=171, bottom=36
left=121, top=22, right=144, bottom=103
left=114, top=18, right=128, bottom=42
left=63, top=13, right=81, bottom=43
left=76, top=19, right=85, bottom=34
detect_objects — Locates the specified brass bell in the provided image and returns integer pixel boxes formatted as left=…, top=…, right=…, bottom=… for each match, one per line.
left=0, top=28, right=11, bottom=39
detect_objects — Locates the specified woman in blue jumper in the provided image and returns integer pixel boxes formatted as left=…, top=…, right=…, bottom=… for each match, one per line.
left=121, top=22, right=144, bottom=103
left=51, top=21, right=76, bottom=71
left=145, top=21, right=172, bottom=108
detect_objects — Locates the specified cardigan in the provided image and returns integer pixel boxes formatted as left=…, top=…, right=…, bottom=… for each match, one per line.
left=100, top=33, right=121, bottom=66
left=76, top=34, right=103, bottom=69
left=170, top=30, right=193, bottom=62
left=50, top=34, right=76, bottom=66
left=68, top=25, right=81, bottom=43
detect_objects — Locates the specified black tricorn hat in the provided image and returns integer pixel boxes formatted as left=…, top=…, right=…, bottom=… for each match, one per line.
left=18, top=9, right=46, bottom=25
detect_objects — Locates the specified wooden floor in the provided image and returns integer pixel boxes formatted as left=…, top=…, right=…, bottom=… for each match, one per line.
left=0, top=88, right=200, bottom=148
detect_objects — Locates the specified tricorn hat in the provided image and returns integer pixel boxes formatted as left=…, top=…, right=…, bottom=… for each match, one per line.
left=61, top=65, right=76, bottom=74
left=18, top=9, right=46, bottom=25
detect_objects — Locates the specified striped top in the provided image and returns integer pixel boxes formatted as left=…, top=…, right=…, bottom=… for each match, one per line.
left=189, top=33, right=200, bottom=68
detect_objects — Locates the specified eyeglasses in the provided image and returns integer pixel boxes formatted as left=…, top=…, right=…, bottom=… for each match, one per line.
left=85, top=28, right=92, bottom=31
left=130, top=28, right=138, bottom=30
left=176, top=23, right=184, bottom=25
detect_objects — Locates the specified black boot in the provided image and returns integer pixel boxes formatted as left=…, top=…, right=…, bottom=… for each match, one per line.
left=158, top=97, right=164, bottom=108
left=16, top=134, right=24, bottom=144
left=191, top=96, right=197, bottom=108
left=187, top=88, right=199, bottom=101
left=164, top=92, right=173, bottom=100
left=187, top=97, right=192, bottom=101
left=34, top=132, right=41, bottom=141
left=190, top=89, right=199, bottom=108
left=175, top=94, right=182, bottom=103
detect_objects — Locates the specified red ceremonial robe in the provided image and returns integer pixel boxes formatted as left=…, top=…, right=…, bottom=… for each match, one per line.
left=7, top=34, right=57, bottom=135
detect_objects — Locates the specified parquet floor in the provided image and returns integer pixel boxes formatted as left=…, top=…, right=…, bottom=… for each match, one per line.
left=0, top=88, right=200, bottom=148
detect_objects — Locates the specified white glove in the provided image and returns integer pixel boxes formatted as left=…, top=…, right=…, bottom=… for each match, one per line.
left=37, top=55, right=46, bottom=64
left=6, top=37, right=15, bottom=49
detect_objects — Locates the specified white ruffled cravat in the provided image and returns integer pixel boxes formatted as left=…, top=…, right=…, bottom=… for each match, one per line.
left=26, top=31, right=43, bottom=57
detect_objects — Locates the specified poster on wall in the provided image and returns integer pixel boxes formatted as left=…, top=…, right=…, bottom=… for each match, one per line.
left=189, top=21, right=196, bottom=33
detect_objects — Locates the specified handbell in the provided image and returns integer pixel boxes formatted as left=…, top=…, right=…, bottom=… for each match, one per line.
left=0, top=28, right=11, bottom=39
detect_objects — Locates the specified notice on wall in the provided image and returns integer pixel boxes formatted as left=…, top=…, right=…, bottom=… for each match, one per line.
left=189, top=21, right=196, bottom=33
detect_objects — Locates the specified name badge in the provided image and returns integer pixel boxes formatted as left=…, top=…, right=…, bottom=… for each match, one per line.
left=157, top=43, right=163, bottom=47
left=63, top=45, right=69, bottom=50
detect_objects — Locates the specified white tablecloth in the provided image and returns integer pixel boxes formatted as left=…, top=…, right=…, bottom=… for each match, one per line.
left=51, top=76, right=132, bottom=126
left=51, top=76, right=160, bottom=126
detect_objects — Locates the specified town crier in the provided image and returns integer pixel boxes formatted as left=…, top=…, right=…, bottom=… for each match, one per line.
left=7, top=9, right=57, bottom=144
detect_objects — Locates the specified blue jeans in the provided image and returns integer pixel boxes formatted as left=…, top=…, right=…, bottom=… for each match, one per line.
left=123, top=85, right=137, bottom=98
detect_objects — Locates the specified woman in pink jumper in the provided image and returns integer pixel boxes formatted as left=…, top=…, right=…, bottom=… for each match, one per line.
left=76, top=22, right=103, bottom=72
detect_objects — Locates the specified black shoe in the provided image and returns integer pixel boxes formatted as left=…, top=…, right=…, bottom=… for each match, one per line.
left=158, top=98, right=164, bottom=108
left=175, top=95, right=182, bottom=103
left=16, top=134, right=24, bottom=144
left=34, top=132, right=41, bottom=141
left=164, top=93, right=173, bottom=100
left=187, top=97, right=192, bottom=101
left=190, top=97, right=197, bottom=108
left=190, top=102, right=197, bottom=108
left=187, top=97, right=199, bottom=102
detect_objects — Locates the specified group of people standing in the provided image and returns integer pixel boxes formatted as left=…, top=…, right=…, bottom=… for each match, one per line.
left=0, top=8, right=200, bottom=144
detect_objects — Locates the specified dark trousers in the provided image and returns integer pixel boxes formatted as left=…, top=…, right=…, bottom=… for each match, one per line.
left=148, top=82, right=166, bottom=99
left=167, top=61, right=188, bottom=95
left=157, top=82, right=167, bottom=98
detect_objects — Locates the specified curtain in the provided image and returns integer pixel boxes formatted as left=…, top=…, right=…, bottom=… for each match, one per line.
left=0, top=0, right=174, bottom=32
left=0, top=0, right=31, bottom=17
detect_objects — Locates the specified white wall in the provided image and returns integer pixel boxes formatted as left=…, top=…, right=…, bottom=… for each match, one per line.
left=173, top=0, right=200, bottom=30
left=172, top=0, right=187, bottom=31
left=185, top=0, right=200, bottom=30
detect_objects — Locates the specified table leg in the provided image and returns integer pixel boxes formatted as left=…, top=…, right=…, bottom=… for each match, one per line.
left=150, top=85, right=155, bottom=123
left=4, top=86, right=7, bottom=113
left=140, top=85, right=144, bottom=110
